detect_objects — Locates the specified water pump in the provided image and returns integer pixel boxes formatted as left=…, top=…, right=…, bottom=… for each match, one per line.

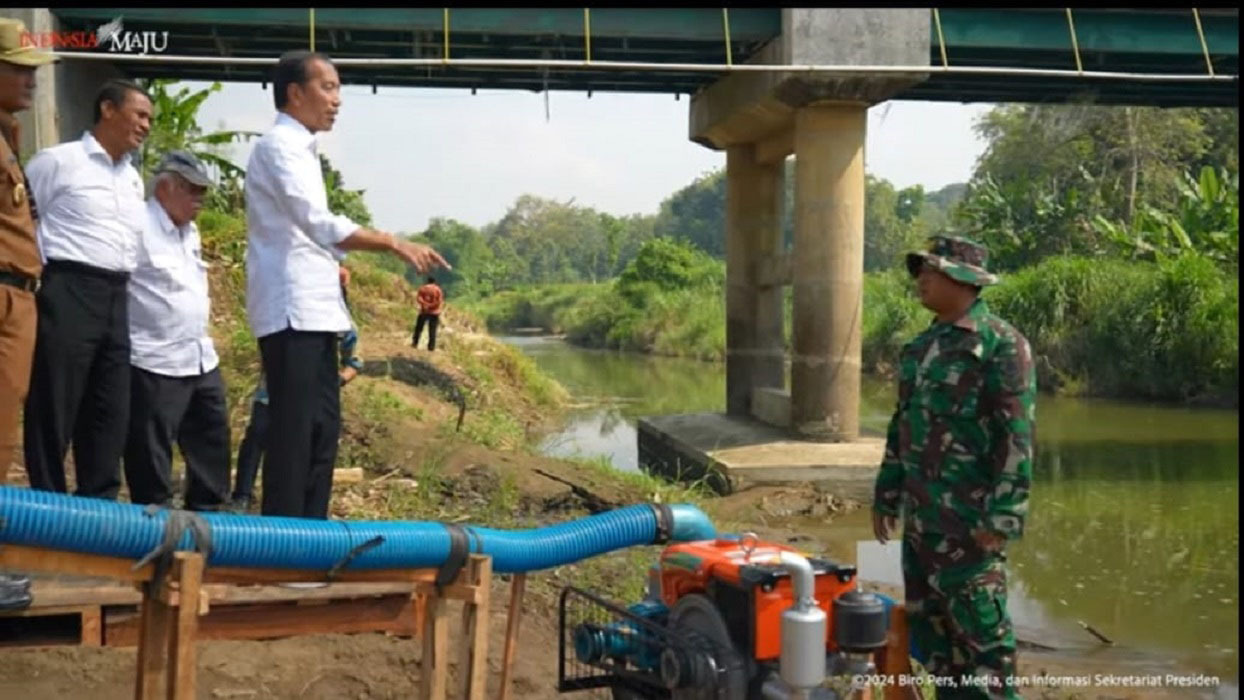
left=558, top=533, right=891, bottom=699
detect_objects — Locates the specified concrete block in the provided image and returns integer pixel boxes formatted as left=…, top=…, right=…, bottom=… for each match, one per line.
left=690, top=9, right=931, bottom=148
left=751, top=387, right=791, bottom=428
left=782, top=9, right=929, bottom=68
left=637, top=412, right=883, bottom=495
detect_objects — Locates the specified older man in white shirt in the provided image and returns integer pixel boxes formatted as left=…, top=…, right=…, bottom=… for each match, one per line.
left=246, top=50, right=448, bottom=519
left=23, top=79, right=151, bottom=499
left=123, top=151, right=231, bottom=511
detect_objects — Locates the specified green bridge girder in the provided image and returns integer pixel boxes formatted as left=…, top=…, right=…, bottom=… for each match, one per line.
left=50, top=8, right=1239, bottom=106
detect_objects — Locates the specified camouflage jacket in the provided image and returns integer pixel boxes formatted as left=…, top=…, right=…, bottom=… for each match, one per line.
left=873, top=298, right=1036, bottom=560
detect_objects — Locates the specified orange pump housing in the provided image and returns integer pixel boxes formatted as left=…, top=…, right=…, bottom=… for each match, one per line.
left=657, top=536, right=858, bottom=662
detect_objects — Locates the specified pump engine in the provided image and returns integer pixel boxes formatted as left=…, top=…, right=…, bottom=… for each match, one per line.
left=558, top=533, right=891, bottom=700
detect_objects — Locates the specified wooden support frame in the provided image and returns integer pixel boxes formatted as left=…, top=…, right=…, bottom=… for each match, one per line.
left=0, top=544, right=515, bottom=700
left=496, top=574, right=527, bottom=700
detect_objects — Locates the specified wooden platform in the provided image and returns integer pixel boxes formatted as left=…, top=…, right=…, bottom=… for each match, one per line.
left=0, top=574, right=422, bottom=647
left=0, top=544, right=526, bottom=700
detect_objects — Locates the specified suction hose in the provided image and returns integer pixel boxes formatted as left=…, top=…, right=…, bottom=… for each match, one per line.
left=0, top=486, right=715, bottom=574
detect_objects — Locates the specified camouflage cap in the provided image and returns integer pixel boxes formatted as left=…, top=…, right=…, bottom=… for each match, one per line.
left=905, top=235, right=998, bottom=287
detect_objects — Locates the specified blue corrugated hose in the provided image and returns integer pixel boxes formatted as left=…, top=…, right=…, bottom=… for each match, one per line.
left=0, top=486, right=715, bottom=574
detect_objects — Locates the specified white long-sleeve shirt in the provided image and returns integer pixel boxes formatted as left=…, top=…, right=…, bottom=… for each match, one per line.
left=127, top=198, right=219, bottom=377
left=244, top=112, right=358, bottom=338
left=24, top=131, right=145, bottom=273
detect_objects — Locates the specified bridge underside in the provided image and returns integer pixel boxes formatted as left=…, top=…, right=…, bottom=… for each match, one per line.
left=51, top=8, right=1240, bottom=107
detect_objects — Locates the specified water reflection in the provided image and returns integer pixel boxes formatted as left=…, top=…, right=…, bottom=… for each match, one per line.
left=500, top=336, right=1240, bottom=679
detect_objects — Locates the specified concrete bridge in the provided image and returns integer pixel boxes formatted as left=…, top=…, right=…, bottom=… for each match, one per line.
left=2, top=7, right=1237, bottom=489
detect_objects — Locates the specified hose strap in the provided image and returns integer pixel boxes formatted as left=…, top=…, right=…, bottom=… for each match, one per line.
left=327, top=535, right=386, bottom=581
left=133, top=505, right=213, bottom=587
left=436, top=524, right=473, bottom=592
left=649, top=503, right=674, bottom=544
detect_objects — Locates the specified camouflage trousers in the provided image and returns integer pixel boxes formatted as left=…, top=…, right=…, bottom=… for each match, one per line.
left=902, top=538, right=1018, bottom=700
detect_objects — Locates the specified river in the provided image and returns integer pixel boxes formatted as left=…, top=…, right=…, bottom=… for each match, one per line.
left=500, top=335, right=1240, bottom=685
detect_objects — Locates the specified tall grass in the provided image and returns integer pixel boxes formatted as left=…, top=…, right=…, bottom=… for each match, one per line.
left=472, top=255, right=1238, bottom=406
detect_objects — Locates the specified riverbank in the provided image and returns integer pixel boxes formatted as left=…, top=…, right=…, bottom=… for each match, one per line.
left=1, top=215, right=1233, bottom=695
left=467, top=253, right=1239, bottom=407
left=1, top=319, right=1233, bottom=697
left=500, top=334, right=1240, bottom=689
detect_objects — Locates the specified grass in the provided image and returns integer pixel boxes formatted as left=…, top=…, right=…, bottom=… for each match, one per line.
left=566, top=454, right=715, bottom=508
left=470, top=254, right=1239, bottom=406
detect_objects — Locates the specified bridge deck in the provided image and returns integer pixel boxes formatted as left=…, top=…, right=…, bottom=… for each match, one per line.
left=50, top=8, right=1239, bottom=106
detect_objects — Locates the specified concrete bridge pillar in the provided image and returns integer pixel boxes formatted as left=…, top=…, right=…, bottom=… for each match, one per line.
left=725, top=143, right=784, bottom=416
left=791, top=104, right=865, bottom=440
left=690, top=8, right=929, bottom=442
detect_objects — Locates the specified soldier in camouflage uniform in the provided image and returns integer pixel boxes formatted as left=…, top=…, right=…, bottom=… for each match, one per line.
left=872, top=235, right=1036, bottom=699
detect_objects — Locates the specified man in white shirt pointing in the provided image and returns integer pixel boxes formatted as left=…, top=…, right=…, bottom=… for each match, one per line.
left=23, top=79, right=151, bottom=499
left=123, top=151, right=231, bottom=512
left=246, top=50, right=449, bottom=519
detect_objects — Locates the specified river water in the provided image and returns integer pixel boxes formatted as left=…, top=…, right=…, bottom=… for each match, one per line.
left=500, top=335, right=1240, bottom=684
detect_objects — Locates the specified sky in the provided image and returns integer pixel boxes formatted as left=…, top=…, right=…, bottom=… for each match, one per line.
left=189, top=80, right=994, bottom=234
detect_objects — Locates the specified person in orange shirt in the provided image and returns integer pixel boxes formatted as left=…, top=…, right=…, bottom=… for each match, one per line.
left=412, top=276, right=444, bottom=351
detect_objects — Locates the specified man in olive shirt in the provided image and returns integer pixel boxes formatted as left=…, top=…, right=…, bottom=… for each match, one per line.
left=0, top=17, right=56, bottom=610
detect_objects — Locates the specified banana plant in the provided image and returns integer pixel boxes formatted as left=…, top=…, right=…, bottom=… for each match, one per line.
left=1092, top=166, right=1238, bottom=267
left=136, top=78, right=259, bottom=185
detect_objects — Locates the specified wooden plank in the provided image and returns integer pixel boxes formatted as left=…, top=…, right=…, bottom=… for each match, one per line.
left=204, top=566, right=436, bottom=586
left=201, top=581, right=418, bottom=605
left=420, top=594, right=450, bottom=700
left=414, top=580, right=485, bottom=604
left=135, top=585, right=173, bottom=700
left=412, top=592, right=427, bottom=642
left=168, top=553, right=204, bottom=700
left=880, top=603, right=920, bottom=700
left=0, top=603, right=97, bottom=619
left=24, top=579, right=419, bottom=609
left=496, top=575, right=526, bottom=700
left=0, top=545, right=153, bottom=582
left=80, top=605, right=103, bottom=646
left=458, top=557, right=491, bottom=700
left=105, top=596, right=420, bottom=647
left=28, top=581, right=143, bottom=607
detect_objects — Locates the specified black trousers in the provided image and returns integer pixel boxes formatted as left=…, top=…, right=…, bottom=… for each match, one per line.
left=258, top=329, right=340, bottom=519
left=231, top=399, right=269, bottom=502
left=413, top=312, right=440, bottom=350
left=123, top=367, right=231, bottom=511
left=23, top=260, right=130, bottom=498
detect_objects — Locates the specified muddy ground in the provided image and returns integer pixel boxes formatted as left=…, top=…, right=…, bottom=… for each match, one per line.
left=0, top=329, right=1226, bottom=699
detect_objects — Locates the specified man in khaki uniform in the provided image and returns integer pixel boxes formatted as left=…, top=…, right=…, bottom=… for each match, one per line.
left=0, top=17, right=56, bottom=609
left=0, top=19, right=55, bottom=481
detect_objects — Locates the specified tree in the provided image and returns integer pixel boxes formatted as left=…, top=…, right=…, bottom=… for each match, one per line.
left=137, top=79, right=257, bottom=186
left=1093, top=166, right=1239, bottom=268
left=653, top=170, right=727, bottom=257
left=321, top=155, right=372, bottom=228
left=955, top=104, right=1234, bottom=270
left=419, top=218, right=503, bottom=297
left=617, top=237, right=723, bottom=305
left=863, top=177, right=928, bottom=271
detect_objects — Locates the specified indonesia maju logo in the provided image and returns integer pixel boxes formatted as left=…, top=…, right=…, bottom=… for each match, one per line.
left=97, top=17, right=169, bottom=55
left=19, top=15, right=169, bottom=54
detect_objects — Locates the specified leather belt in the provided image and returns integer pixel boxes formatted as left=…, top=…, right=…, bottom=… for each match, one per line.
left=0, top=269, right=39, bottom=293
